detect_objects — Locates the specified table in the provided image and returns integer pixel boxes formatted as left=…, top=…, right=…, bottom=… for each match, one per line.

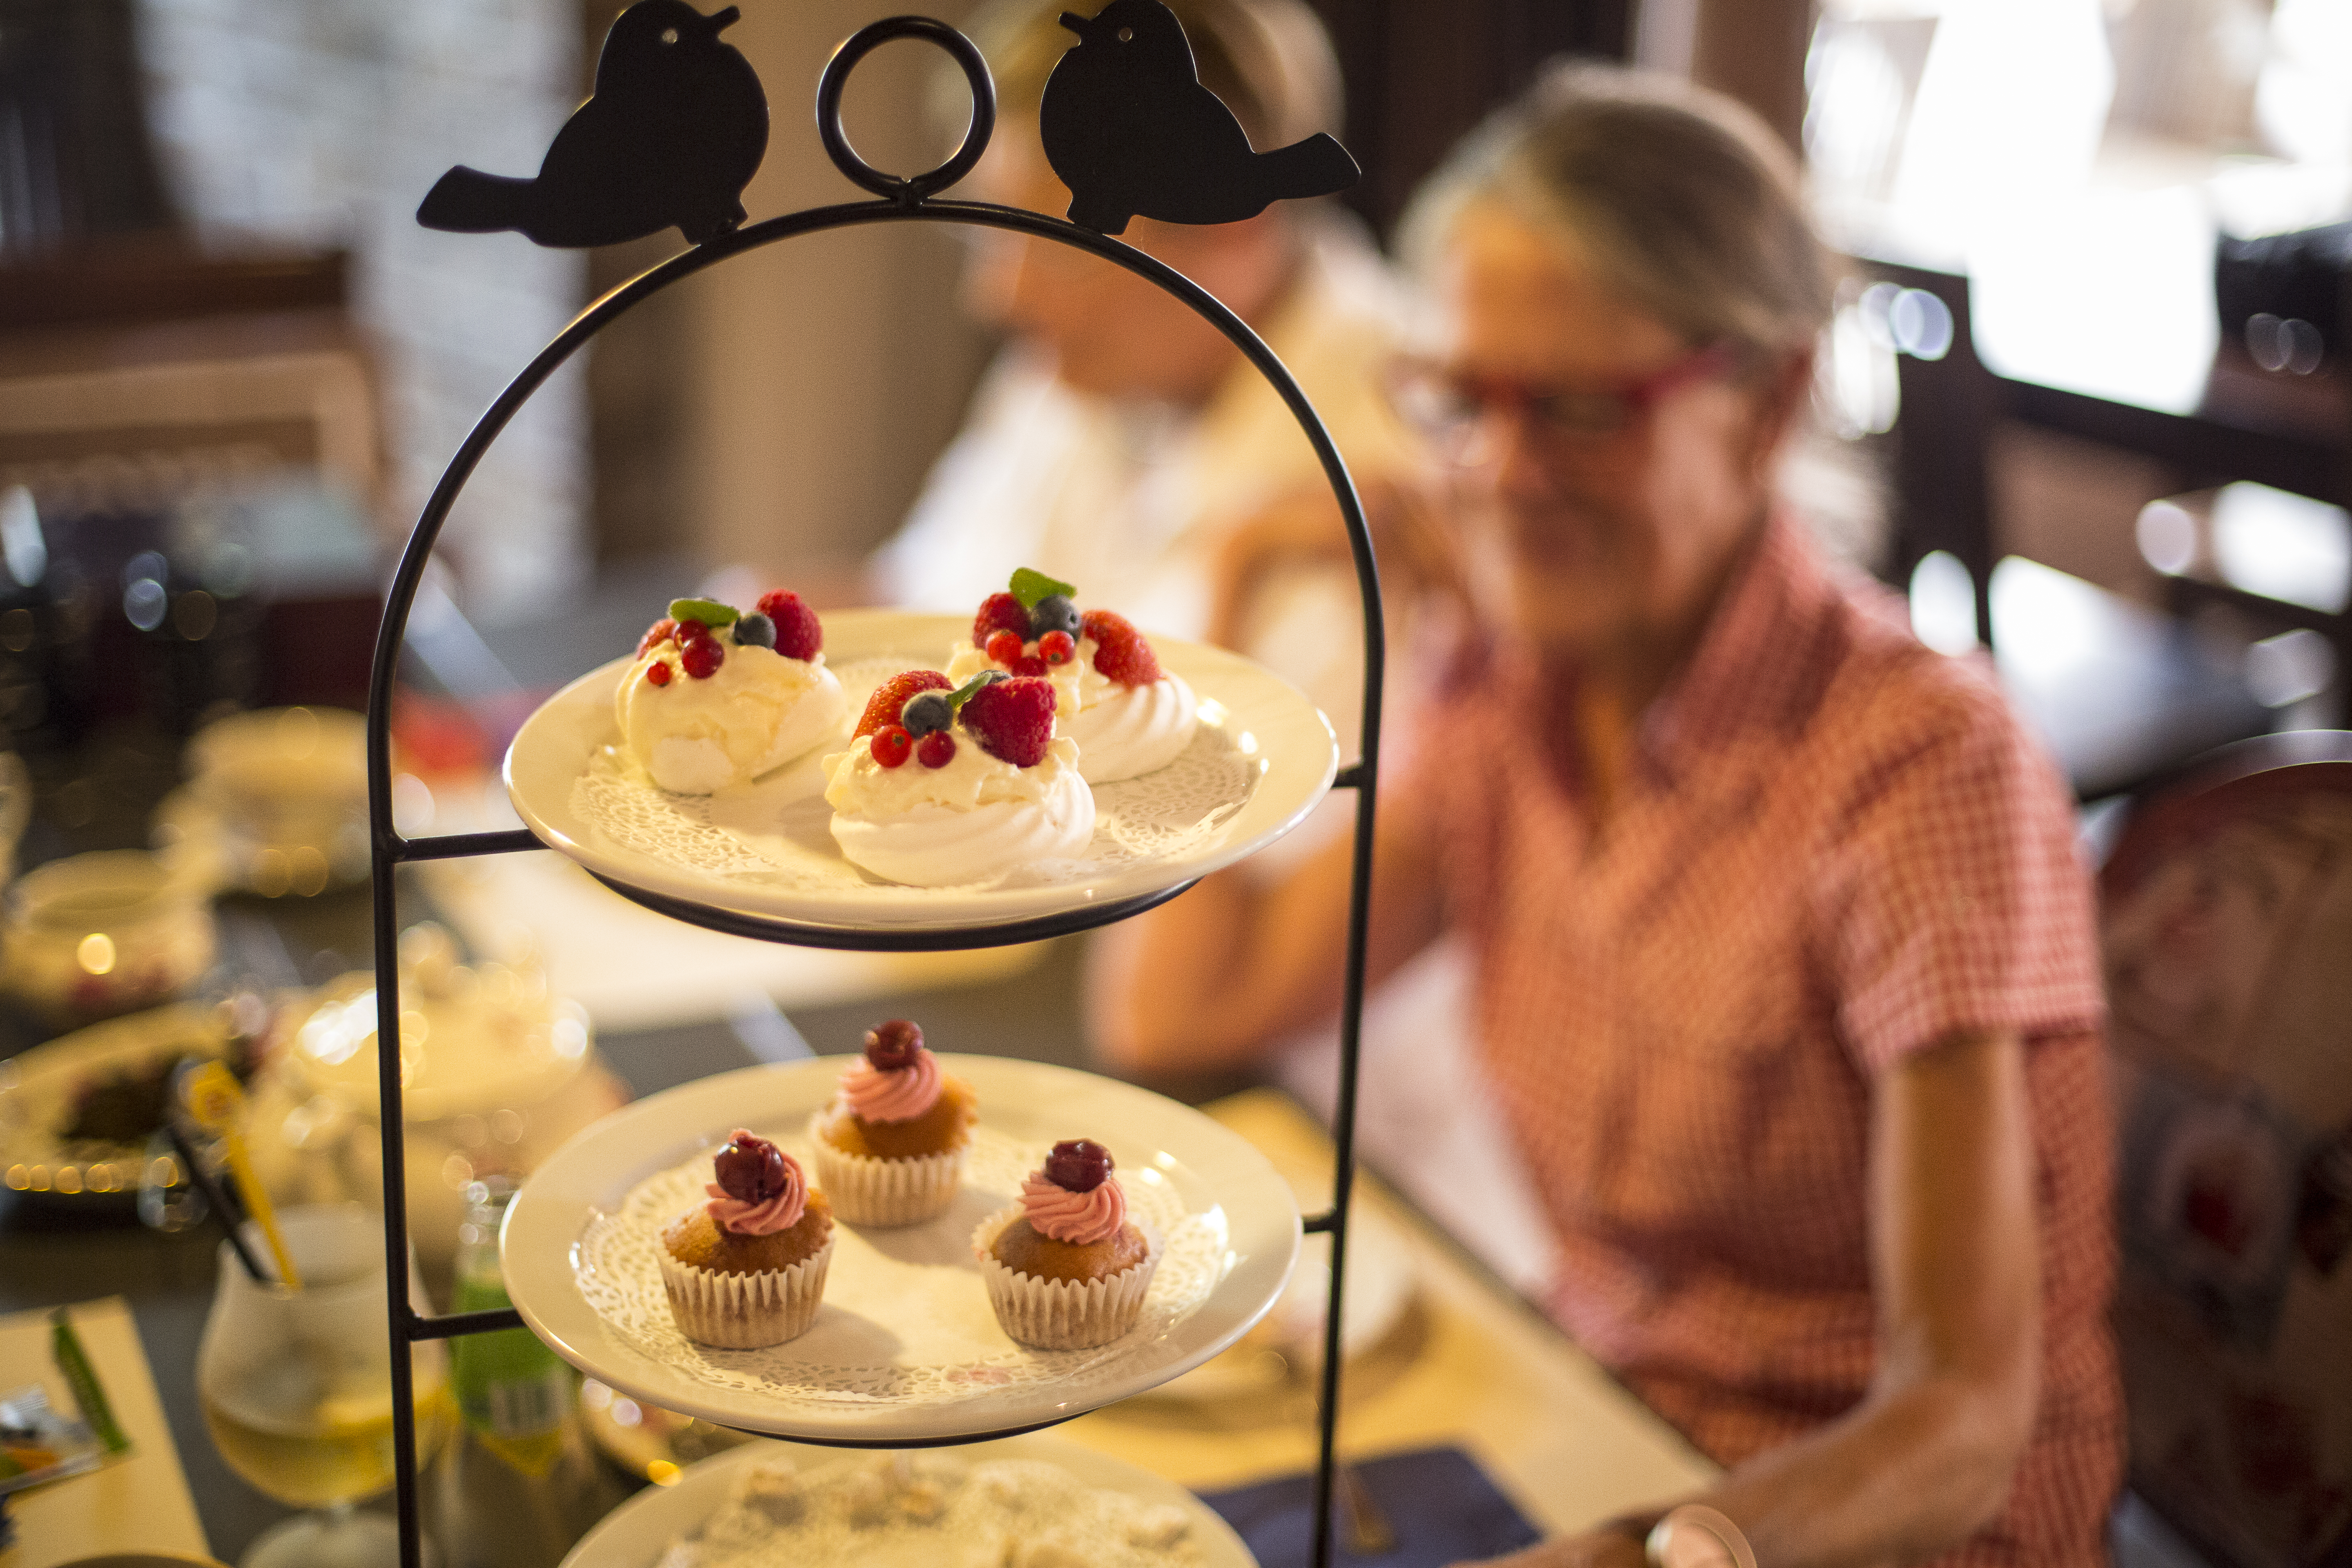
left=0, top=981, right=1708, bottom=1562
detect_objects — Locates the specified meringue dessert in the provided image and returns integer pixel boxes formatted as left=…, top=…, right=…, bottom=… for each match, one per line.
left=944, top=568, right=1198, bottom=784
left=616, top=591, right=848, bottom=794
left=823, top=670, right=1095, bottom=888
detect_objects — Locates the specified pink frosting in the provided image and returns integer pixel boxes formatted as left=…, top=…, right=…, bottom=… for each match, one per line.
left=1020, top=1172, right=1127, bottom=1245
left=704, top=1147, right=808, bottom=1236
left=839, top=1050, right=943, bottom=1124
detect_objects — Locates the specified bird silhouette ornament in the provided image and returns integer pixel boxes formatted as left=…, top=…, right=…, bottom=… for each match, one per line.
left=417, top=0, right=766, bottom=248
left=1040, top=0, right=1359, bottom=235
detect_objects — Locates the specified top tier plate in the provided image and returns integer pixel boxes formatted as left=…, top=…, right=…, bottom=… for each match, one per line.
left=502, top=610, right=1341, bottom=947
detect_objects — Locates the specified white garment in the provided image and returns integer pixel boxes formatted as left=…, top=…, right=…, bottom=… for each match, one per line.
left=874, top=219, right=1413, bottom=752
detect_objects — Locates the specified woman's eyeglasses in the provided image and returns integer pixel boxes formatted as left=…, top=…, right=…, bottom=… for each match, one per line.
left=1387, top=342, right=1740, bottom=463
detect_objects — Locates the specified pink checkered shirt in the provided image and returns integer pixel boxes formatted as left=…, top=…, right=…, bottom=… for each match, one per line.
left=1400, top=517, right=2122, bottom=1566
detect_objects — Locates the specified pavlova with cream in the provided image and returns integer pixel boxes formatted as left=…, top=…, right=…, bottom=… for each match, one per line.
left=943, top=568, right=1198, bottom=784
left=822, top=668, right=1095, bottom=887
left=617, top=590, right=848, bottom=794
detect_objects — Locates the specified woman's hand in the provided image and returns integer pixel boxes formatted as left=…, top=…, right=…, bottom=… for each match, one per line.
left=1202, top=473, right=1465, bottom=651
left=1453, top=1527, right=1648, bottom=1568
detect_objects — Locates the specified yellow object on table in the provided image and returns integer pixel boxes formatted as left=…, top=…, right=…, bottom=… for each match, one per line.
left=1064, top=1089, right=1718, bottom=1536
left=0, top=1297, right=209, bottom=1568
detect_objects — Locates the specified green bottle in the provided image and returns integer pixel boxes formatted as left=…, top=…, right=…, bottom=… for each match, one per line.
left=435, top=1180, right=617, bottom=1566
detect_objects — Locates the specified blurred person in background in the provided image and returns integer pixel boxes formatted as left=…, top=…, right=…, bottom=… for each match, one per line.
left=1093, top=66, right=2122, bottom=1568
left=876, top=0, right=1560, bottom=1284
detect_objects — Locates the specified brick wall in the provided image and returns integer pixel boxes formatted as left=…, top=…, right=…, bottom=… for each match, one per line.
left=136, top=0, right=589, bottom=620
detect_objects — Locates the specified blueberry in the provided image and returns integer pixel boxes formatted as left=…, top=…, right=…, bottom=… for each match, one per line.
left=901, top=691, right=953, bottom=736
left=1028, top=594, right=1080, bottom=640
left=733, top=612, right=776, bottom=648
left=975, top=669, right=1008, bottom=687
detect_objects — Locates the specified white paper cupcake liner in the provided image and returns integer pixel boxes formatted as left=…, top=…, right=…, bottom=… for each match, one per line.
left=971, top=1204, right=1162, bottom=1350
left=806, top=1111, right=969, bottom=1226
left=657, top=1230, right=833, bottom=1348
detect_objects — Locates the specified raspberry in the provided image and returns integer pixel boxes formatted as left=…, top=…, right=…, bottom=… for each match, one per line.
left=645, top=661, right=672, bottom=687
left=638, top=617, right=678, bottom=657
left=757, top=590, right=823, bottom=661
left=1045, top=1138, right=1113, bottom=1193
left=1081, top=609, right=1162, bottom=686
left=865, top=1018, right=922, bottom=1069
left=916, top=729, right=957, bottom=768
left=974, top=592, right=1030, bottom=645
left=985, top=629, right=1025, bottom=666
left=960, top=675, right=1057, bottom=766
left=1012, top=654, right=1049, bottom=677
left=680, top=637, right=724, bottom=679
left=869, top=724, right=912, bottom=768
left=713, top=1130, right=786, bottom=1203
left=1038, top=629, right=1075, bottom=665
left=855, top=670, right=952, bottom=738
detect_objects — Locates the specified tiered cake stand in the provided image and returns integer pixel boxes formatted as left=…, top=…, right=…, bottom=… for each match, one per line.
left=363, top=14, right=1383, bottom=1568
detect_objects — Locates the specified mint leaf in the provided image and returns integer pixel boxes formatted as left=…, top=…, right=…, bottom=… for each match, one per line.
left=944, top=670, right=1004, bottom=715
left=1008, top=567, right=1077, bottom=610
left=668, top=597, right=739, bottom=627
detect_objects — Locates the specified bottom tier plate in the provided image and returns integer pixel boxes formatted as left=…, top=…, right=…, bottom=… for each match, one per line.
left=502, top=1055, right=1302, bottom=1444
left=560, top=1432, right=1258, bottom=1568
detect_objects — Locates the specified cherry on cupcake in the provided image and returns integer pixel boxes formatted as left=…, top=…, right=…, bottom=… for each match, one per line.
left=1045, top=1138, right=1113, bottom=1192
left=713, top=1130, right=786, bottom=1202
left=864, top=1018, right=923, bottom=1071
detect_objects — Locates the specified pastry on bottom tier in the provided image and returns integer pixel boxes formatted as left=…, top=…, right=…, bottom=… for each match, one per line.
left=808, top=1019, right=976, bottom=1225
left=824, top=671, right=1093, bottom=887
left=973, top=1138, right=1158, bottom=1350
left=657, top=1129, right=833, bottom=1348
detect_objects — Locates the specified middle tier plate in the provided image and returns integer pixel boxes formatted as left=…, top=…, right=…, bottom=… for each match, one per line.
left=501, top=1054, right=1304, bottom=1444
left=502, top=609, right=1341, bottom=944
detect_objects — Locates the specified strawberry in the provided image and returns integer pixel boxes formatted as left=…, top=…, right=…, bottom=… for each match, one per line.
left=757, top=590, right=823, bottom=662
left=637, top=617, right=678, bottom=657
left=854, top=669, right=952, bottom=739
left=1081, top=609, right=1163, bottom=686
left=974, top=592, right=1030, bottom=645
left=960, top=676, right=1058, bottom=767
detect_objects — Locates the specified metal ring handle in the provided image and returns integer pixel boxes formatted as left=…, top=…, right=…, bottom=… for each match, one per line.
left=817, top=16, right=995, bottom=204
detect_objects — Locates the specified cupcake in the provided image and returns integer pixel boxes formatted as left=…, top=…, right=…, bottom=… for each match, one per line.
left=617, top=590, right=849, bottom=794
left=657, top=1129, right=833, bottom=1348
left=973, top=1138, right=1158, bottom=1350
left=808, top=1020, right=978, bottom=1225
left=946, top=568, right=1198, bottom=784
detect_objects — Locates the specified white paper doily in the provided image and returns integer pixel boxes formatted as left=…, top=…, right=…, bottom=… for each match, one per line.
left=503, top=611, right=1340, bottom=934
left=503, top=1055, right=1302, bottom=1442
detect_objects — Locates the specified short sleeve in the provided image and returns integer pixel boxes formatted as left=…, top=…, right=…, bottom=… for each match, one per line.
left=1823, top=677, right=2105, bottom=1076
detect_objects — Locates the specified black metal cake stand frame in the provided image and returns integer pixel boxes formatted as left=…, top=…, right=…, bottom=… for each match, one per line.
left=363, top=17, right=1383, bottom=1568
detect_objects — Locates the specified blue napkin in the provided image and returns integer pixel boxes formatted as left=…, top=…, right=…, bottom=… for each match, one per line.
left=1200, top=1446, right=1542, bottom=1568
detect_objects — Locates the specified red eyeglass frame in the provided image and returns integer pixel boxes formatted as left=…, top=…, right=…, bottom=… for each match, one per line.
left=1391, top=340, right=1743, bottom=454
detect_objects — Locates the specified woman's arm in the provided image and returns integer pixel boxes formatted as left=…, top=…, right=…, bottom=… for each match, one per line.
left=1087, top=793, right=1448, bottom=1075
left=1474, top=1028, right=2043, bottom=1568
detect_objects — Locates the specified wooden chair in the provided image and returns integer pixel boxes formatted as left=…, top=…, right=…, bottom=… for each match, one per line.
left=2099, top=731, right=2352, bottom=1568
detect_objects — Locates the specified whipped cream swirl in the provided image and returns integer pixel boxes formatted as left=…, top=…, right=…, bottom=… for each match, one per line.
left=837, top=1050, right=942, bottom=1123
left=1020, top=1171, right=1127, bottom=1245
left=704, top=1132, right=809, bottom=1236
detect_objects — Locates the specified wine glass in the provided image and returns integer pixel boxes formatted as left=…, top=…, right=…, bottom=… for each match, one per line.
left=196, top=1203, right=454, bottom=1568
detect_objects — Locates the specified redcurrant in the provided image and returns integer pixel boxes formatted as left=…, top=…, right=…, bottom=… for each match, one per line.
left=1038, top=629, right=1075, bottom=665
left=680, top=637, right=724, bottom=679
left=1012, top=654, right=1049, bottom=678
left=870, top=724, right=913, bottom=768
left=916, top=729, right=957, bottom=768
left=646, top=661, right=673, bottom=687
left=985, top=629, right=1025, bottom=666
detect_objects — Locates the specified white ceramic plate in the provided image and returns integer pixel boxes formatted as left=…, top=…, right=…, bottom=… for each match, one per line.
left=559, top=1430, right=1256, bottom=1568
left=0, top=1002, right=240, bottom=1202
left=502, top=610, right=1339, bottom=938
left=503, top=1055, right=1302, bottom=1443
